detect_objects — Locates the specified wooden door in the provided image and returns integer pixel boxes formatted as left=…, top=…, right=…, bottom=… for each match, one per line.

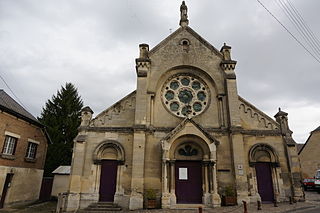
left=99, top=160, right=118, bottom=202
left=175, top=161, right=202, bottom=204
left=255, top=163, right=274, bottom=202
left=0, top=173, right=14, bottom=208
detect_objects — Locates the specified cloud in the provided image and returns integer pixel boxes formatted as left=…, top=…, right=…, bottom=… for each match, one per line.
left=0, top=0, right=319, bottom=143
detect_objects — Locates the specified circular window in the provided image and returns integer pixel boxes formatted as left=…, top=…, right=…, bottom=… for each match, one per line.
left=161, top=74, right=210, bottom=118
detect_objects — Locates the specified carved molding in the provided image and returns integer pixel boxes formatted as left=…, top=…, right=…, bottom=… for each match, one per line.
left=248, top=143, right=280, bottom=167
left=92, top=140, right=125, bottom=164
left=239, top=96, right=280, bottom=130
left=91, top=91, right=136, bottom=126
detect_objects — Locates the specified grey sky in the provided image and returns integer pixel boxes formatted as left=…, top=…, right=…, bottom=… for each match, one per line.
left=0, top=0, right=319, bottom=143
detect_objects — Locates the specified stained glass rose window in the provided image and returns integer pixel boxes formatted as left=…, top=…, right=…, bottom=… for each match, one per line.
left=162, top=74, right=210, bottom=117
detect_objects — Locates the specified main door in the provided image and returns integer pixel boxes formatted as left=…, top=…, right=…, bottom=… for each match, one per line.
left=255, top=162, right=274, bottom=202
left=99, top=160, right=118, bottom=202
left=175, top=161, right=202, bottom=204
left=0, top=173, right=14, bottom=208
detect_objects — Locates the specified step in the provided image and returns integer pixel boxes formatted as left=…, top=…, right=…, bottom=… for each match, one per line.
left=78, top=210, right=121, bottom=213
left=173, top=204, right=206, bottom=209
left=78, top=208, right=122, bottom=212
left=86, top=207, right=122, bottom=211
left=88, top=203, right=115, bottom=208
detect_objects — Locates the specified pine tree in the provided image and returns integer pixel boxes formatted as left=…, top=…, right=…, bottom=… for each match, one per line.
left=39, top=83, right=83, bottom=176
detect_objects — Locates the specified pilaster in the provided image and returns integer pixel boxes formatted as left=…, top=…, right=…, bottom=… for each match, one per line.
left=65, top=139, right=86, bottom=211
left=274, top=109, right=304, bottom=201
left=129, top=44, right=151, bottom=210
left=129, top=131, right=146, bottom=210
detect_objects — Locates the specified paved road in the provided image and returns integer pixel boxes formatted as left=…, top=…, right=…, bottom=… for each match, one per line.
left=298, top=207, right=320, bottom=213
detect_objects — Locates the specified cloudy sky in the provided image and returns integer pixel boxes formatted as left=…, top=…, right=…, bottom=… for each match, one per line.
left=0, top=0, right=319, bottom=143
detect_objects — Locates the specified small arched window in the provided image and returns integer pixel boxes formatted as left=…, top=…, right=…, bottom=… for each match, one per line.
left=180, top=38, right=190, bottom=52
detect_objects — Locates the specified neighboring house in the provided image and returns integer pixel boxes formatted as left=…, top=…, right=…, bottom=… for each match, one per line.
left=51, top=166, right=70, bottom=198
left=298, top=126, right=320, bottom=178
left=0, top=89, right=48, bottom=208
left=61, top=2, right=303, bottom=211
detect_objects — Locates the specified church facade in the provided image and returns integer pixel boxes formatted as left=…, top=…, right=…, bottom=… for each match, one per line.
left=63, top=2, right=303, bottom=211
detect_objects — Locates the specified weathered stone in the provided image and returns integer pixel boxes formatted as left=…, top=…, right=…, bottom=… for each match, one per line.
left=61, top=2, right=304, bottom=211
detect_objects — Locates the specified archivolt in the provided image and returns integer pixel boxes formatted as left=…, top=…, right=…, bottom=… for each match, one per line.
left=92, top=140, right=125, bottom=164
left=249, top=143, right=280, bottom=167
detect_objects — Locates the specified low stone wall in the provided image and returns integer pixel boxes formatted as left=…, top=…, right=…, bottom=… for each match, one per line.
left=0, top=166, right=43, bottom=207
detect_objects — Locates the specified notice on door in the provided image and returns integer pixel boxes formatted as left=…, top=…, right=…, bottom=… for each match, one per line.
left=179, top=168, right=188, bottom=180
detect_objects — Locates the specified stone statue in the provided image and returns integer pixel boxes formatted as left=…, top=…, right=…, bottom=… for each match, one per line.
left=180, top=1, right=188, bottom=21
left=180, top=1, right=189, bottom=27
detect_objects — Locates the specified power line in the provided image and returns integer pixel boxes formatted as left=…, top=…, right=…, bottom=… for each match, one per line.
left=277, top=0, right=320, bottom=58
left=256, top=0, right=320, bottom=64
left=0, top=74, right=28, bottom=110
left=286, top=0, right=320, bottom=53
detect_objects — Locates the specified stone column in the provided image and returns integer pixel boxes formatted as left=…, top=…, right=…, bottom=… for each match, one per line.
left=169, top=160, right=176, bottom=205
left=161, top=159, right=170, bottom=208
left=210, top=161, right=221, bottom=207
left=203, top=161, right=211, bottom=205
left=204, top=163, right=209, bottom=194
left=114, top=164, right=124, bottom=205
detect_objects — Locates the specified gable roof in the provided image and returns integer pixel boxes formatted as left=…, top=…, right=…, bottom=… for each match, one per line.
left=313, top=126, right=320, bottom=132
left=238, top=95, right=280, bottom=128
left=52, top=166, right=71, bottom=175
left=0, top=89, right=42, bottom=127
left=298, top=126, right=320, bottom=155
left=149, top=26, right=223, bottom=58
left=296, top=143, right=304, bottom=153
left=92, top=90, right=136, bottom=122
left=161, top=117, right=220, bottom=146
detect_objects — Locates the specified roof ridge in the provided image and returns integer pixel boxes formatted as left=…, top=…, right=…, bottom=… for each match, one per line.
left=0, top=90, right=40, bottom=125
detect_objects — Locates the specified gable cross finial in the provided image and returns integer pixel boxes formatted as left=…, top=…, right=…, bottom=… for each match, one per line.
left=179, top=1, right=189, bottom=27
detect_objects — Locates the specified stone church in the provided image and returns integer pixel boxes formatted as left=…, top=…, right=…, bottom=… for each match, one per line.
left=63, top=2, right=303, bottom=211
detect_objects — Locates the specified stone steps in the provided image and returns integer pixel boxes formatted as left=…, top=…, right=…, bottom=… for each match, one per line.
left=77, top=202, right=122, bottom=212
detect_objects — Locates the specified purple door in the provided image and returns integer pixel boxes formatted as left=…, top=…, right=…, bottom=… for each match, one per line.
left=255, top=163, right=274, bottom=202
left=99, top=160, right=118, bottom=202
left=175, top=161, right=202, bottom=204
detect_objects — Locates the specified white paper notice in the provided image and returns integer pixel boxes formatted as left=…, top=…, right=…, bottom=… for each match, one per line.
left=179, top=168, right=188, bottom=180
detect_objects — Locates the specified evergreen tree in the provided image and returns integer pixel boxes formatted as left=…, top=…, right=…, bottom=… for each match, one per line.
left=39, top=83, right=83, bottom=176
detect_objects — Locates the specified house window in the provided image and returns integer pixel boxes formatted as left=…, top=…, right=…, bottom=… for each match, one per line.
left=26, top=142, right=38, bottom=159
left=2, top=135, right=18, bottom=155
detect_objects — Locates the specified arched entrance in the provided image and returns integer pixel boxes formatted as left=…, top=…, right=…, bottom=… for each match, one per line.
left=161, top=132, right=220, bottom=208
left=249, top=144, right=280, bottom=203
left=93, top=140, right=125, bottom=202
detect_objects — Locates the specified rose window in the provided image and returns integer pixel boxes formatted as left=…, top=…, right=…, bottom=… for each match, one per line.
left=162, top=74, right=210, bottom=118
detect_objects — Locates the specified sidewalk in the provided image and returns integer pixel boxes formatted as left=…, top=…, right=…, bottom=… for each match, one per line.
left=1, top=191, right=319, bottom=213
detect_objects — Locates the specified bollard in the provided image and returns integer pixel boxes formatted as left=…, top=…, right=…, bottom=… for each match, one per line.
left=198, top=206, right=203, bottom=213
left=242, top=201, right=248, bottom=213
left=274, top=199, right=278, bottom=207
left=289, top=196, right=293, bottom=204
left=257, top=200, right=262, bottom=210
